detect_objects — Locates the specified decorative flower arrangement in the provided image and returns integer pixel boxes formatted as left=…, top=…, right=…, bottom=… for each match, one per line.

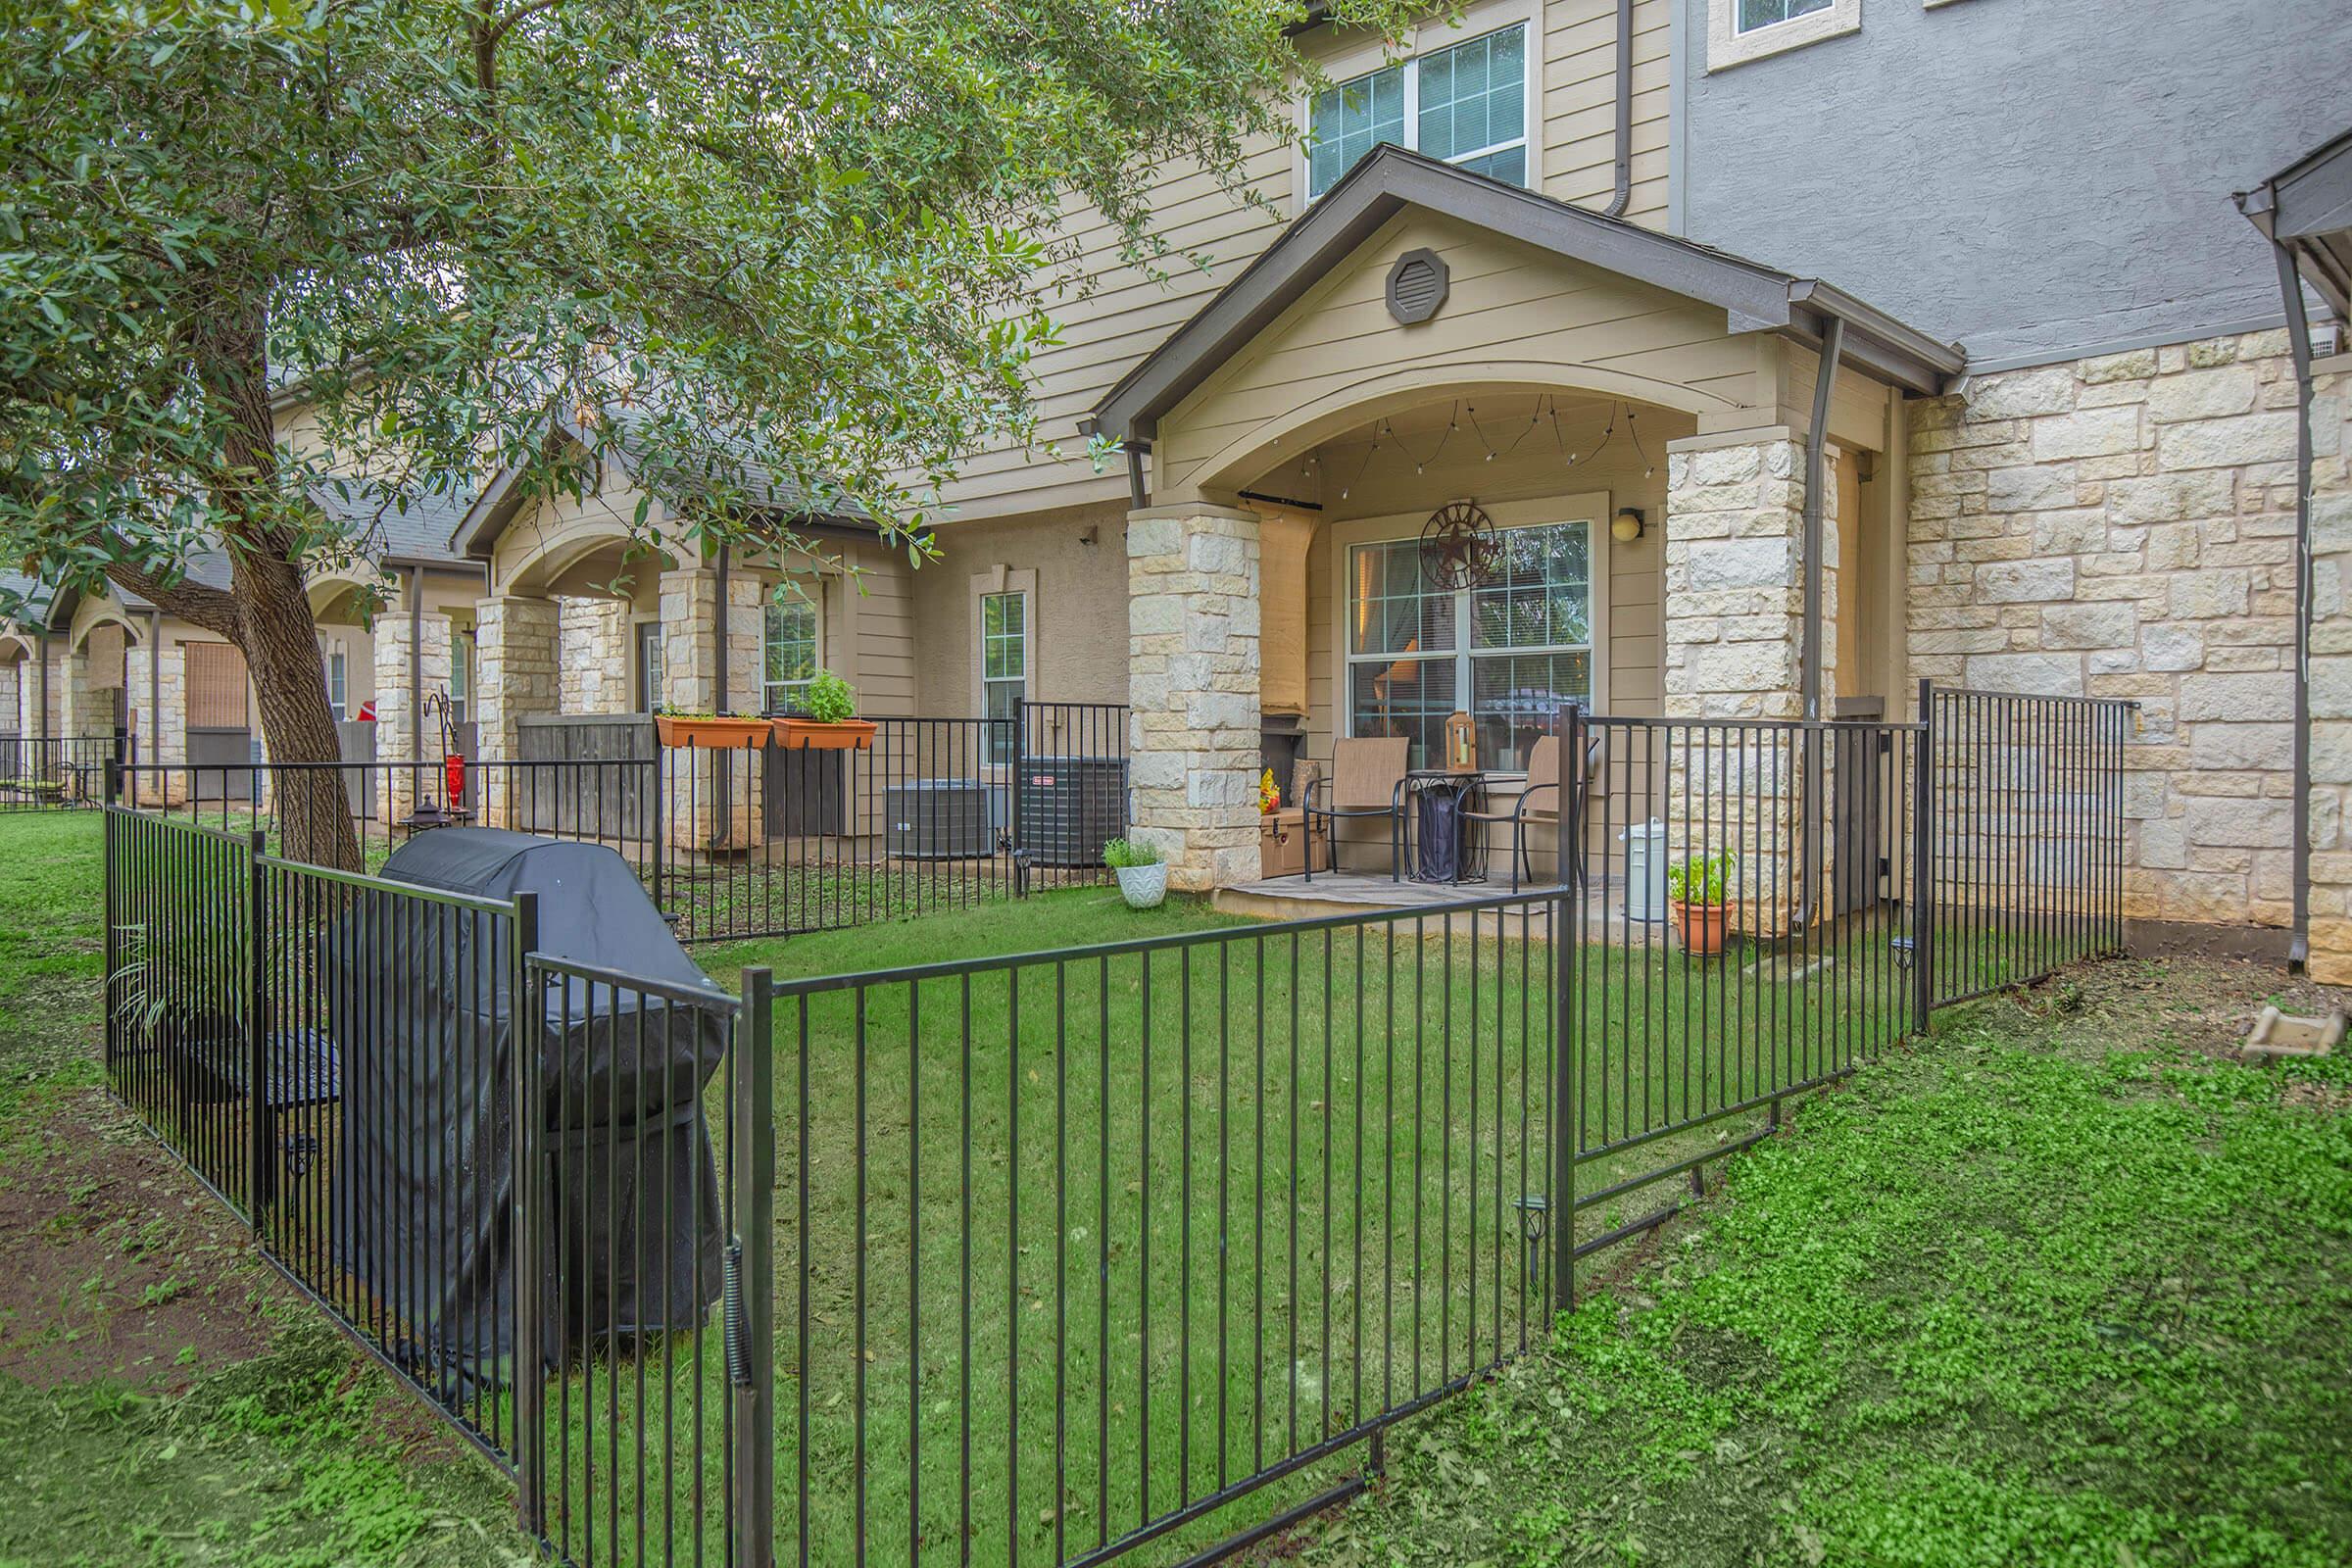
left=772, top=669, right=877, bottom=751
left=1258, top=767, right=1281, bottom=815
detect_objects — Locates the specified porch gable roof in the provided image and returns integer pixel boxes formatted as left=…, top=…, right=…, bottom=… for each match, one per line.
left=2236, top=125, right=2352, bottom=326
left=1086, top=145, right=1965, bottom=446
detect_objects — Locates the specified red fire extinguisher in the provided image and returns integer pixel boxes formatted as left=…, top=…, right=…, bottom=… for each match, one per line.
left=444, top=752, right=466, bottom=805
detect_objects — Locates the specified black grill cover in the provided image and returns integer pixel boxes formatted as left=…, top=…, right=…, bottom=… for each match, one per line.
left=324, top=829, right=727, bottom=1392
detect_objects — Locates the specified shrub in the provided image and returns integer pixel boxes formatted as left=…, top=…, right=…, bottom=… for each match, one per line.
left=803, top=669, right=858, bottom=723
left=1665, top=850, right=1734, bottom=906
left=1102, top=837, right=1163, bottom=869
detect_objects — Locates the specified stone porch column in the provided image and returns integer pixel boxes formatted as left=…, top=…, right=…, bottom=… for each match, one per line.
left=147, top=642, right=185, bottom=806
left=375, top=610, right=451, bottom=825
left=2299, top=363, right=2352, bottom=982
left=1661, top=431, right=1838, bottom=933
left=558, top=599, right=634, bottom=714
left=474, top=595, right=558, bottom=825
left=1127, top=505, right=1261, bottom=892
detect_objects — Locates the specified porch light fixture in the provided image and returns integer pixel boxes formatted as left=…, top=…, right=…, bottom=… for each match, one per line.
left=1612, top=507, right=1645, bottom=543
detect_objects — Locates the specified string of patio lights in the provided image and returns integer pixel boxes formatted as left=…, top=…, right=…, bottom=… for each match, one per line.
left=1309, top=394, right=1656, bottom=501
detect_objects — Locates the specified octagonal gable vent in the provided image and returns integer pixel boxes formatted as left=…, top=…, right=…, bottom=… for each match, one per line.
left=1386, top=248, right=1449, bottom=325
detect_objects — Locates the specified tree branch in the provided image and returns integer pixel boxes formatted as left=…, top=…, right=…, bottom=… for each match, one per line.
left=98, top=548, right=244, bottom=640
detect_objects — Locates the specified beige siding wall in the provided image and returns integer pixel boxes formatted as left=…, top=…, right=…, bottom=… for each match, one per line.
left=935, top=0, right=1669, bottom=520
left=910, top=504, right=1133, bottom=714
left=1154, top=211, right=1746, bottom=504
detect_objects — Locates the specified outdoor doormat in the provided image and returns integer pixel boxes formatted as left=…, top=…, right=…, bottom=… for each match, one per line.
left=2241, top=1004, right=2345, bottom=1065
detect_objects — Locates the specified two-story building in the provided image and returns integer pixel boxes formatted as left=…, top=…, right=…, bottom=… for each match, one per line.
left=905, top=0, right=2347, bottom=970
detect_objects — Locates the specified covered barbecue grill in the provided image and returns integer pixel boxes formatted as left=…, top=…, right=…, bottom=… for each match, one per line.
left=324, top=828, right=728, bottom=1391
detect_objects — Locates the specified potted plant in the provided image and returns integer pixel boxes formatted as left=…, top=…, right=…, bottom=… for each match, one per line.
left=1102, top=837, right=1167, bottom=910
left=772, top=669, right=877, bottom=751
left=1665, top=851, right=1735, bottom=958
left=655, top=708, right=772, bottom=750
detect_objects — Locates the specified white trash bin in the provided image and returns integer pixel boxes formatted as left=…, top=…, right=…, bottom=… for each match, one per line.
left=1620, top=818, right=1668, bottom=923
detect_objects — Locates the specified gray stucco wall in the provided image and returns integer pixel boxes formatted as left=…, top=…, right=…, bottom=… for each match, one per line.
left=1677, top=0, right=2348, bottom=366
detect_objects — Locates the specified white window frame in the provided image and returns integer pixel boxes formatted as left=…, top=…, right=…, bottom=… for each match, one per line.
left=449, top=628, right=473, bottom=725
left=1331, top=494, right=1611, bottom=776
left=1706, top=0, right=1861, bottom=71
left=1298, top=5, right=1541, bottom=210
left=761, top=589, right=823, bottom=714
left=321, top=642, right=348, bottom=722
left=970, top=566, right=1037, bottom=765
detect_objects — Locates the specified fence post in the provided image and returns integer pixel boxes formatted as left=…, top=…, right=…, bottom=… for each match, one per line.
left=1912, top=679, right=1936, bottom=1033
left=649, top=746, right=666, bottom=916
left=1011, top=706, right=1030, bottom=897
left=732, top=967, right=778, bottom=1566
left=1552, top=705, right=1590, bottom=1316
left=510, top=891, right=547, bottom=1538
left=245, top=828, right=269, bottom=1226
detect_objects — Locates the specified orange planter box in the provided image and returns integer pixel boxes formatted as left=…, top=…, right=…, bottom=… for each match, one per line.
left=772, top=717, right=877, bottom=752
left=656, top=714, right=772, bottom=751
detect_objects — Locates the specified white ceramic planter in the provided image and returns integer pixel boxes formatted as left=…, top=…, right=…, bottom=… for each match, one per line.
left=1114, top=861, right=1168, bottom=910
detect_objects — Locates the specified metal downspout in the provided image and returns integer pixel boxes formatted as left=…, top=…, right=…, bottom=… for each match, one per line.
left=1602, top=0, right=1634, bottom=218
left=1798, top=318, right=1845, bottom=930
left=408, top=564, right=424, bottom=763
left=2275, top=242, right=2317, bottom=968
left=1802, top=317, right=1846, bottom=722
left=147, top=611, right=160, bottom=781
left=713, top=543, right=732, bottom=713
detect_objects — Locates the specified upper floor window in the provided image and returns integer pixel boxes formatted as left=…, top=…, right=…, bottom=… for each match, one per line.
left=1707, top=0, right=1858, bottom=69
left=1737, top=0, right=1831, bottom=30
left=1307, top=24, right=1528, bottom=201
left=763, top=597, right=819, bottom=713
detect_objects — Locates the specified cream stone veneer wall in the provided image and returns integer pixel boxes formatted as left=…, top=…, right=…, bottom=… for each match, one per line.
left=1906, top=328, right=2327, bottom=933
left=558, top=599, right=633, bottom=713
left=2295, top=360, right=2352, bottom=981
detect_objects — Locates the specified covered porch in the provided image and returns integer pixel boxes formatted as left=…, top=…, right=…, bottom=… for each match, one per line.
left=1094, top=145, right=1961, bottom=909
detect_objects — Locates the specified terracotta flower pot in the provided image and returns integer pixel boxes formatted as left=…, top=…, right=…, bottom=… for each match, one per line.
left=771, top=717, right=878, bottom=752
left=656, top=714, right=771, bottom=750
left=1670, top=899, right=1729, bottom=958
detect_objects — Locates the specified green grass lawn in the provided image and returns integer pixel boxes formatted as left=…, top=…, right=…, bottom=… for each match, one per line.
left=515, top=884, right=1906, bottom=1568
left=29, top=800, right=2213, bottom=1568
left=0, top=810, right=529, bottom=1568
left=1308, top=958, right=2352, bottom=1568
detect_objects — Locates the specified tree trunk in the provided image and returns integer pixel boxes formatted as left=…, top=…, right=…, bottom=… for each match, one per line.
left=234, top=552, right=365, bottom=873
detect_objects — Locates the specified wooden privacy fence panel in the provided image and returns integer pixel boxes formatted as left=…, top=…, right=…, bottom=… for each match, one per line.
left=183, top=640, right=251, bottom=730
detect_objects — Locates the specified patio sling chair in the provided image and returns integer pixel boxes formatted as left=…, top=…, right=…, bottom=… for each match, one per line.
left=1460, top=725, right=1611, bottom=893
left=1301, top=736, right=1411, bottom=884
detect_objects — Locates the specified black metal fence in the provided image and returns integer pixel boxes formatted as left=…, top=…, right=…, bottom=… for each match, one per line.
left=0, top=732, right=121, bottom=810
left=1923, top=684, right=2132, bottom=1005
left=753, top=891, right=1562, bottom=1566
left=656, top=704, right=1130, bottom=943
left=103, top=806, right=530, bottom=1465
left=1550, top=682, right=2132, bottom=1282
left=86, top=681, right=2132, bottom=1568
left=94, top=702, right=1130, bottom=943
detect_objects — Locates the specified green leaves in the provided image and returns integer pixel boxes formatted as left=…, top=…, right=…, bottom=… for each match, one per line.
left=0, top=0, right=1419, bottom=608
